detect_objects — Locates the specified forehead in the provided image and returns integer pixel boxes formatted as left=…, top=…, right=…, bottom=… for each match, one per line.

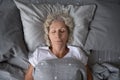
left=50, top=20, right=66, bottom=29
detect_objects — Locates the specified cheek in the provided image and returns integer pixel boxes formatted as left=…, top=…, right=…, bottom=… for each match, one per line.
left=48, top=34, right=54, bottom=41
left=62, top=33, right=69, bottom=40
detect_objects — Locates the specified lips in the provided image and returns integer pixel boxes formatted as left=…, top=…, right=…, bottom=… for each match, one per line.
left=55, top=41, right=62, bottom=42
left=54, top=40, right=63, bottom=43
left=54, top=39, right=62, bottom=42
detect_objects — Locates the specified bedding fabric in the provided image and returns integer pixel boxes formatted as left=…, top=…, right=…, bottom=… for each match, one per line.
left=92, top=63, right=120, bottom=80
left=88, top=50, right=120, bottom=67
left=0, top=0, right=29, bottom=80
left=0, top=0, right=28, bottom=62
left=0, top=70, right=18, bottom=80
left=33, top=58, right=87, bottom=80
left=0, top=62, right=26, bottom=80
left=84, top=1, right=120, bottom=52
left=14, top=0, right=96, bottom=51
left=12, top=0, right=120, bottom=4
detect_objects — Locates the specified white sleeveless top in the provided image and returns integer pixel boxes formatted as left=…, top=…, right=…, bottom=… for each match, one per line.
left=29, top=46, right=88, bottom=67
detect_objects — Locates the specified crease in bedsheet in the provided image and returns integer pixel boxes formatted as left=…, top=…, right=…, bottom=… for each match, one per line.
left=92, top=63, right=120, bottom=80
left=0, top=47, right=15, bottom=62
left=0, top=70, right=18, bottom=80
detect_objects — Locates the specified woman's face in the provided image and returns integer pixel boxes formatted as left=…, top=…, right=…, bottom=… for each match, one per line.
left=48, top=20, right=69, bottom=47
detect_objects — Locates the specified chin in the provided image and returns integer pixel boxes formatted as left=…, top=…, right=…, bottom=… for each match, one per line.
left=53, top=43, right=64, bottom=46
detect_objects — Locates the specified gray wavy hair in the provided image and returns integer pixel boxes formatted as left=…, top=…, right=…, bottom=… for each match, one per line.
left=44, top=12, right=74, bottom=46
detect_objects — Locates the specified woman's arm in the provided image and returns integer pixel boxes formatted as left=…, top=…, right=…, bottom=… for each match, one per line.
left=86, top=65, right=93, bottom=80
left=24, top=64, right=34, bottom=80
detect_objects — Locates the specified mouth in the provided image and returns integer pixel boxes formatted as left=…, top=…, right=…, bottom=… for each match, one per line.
left=54, top=40, right=63, bottom=43
left=56, top=41, right=62, bottom=42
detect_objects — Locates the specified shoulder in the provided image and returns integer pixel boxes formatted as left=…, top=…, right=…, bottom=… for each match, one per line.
left=68, top=46, right=81, bottom=53
left=68, top=46, right=82, bottom=57
left=68, top=46, right=88, bottom=65
left=29, top=46, right=50, bottom=67
left=68, top=46, right=87, bottom=54
left=68, top=46, right=78, bottom=49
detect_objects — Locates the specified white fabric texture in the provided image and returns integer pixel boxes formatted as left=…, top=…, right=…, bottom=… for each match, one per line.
left=29, top=46, right=88, bottom=67
left=14, top=0, right=96, bottom=51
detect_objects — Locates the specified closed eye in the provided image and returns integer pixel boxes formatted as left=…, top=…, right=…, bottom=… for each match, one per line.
left=60, top=28, right=67, bottom=33
left=50, top=30, right=56, bottom=33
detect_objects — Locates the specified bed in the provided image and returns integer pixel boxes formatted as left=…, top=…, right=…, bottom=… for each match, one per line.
left=0, top=0, right=120, bottom=80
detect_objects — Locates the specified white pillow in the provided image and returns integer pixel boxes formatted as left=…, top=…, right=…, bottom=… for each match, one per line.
left=14, top=0, right=96, bottom=51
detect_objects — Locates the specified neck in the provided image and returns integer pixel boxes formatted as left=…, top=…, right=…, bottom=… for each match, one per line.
left=50, top=45, right=68, bottom=58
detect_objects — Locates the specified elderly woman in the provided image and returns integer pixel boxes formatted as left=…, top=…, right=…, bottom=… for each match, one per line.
left=24, top=12, right=92, bottom=80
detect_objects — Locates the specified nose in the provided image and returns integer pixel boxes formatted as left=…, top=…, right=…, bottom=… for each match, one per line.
left=55, top=31, right=61, bottom=38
